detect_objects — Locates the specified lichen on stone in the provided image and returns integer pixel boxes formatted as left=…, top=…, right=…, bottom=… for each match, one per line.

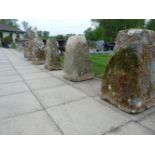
left=102, top=47, right=140, bottom=107
left=101, top=29, right=155, bottom=113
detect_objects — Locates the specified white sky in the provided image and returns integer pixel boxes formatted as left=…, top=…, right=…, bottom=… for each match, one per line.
left=18, top=19, right=93, bottom=36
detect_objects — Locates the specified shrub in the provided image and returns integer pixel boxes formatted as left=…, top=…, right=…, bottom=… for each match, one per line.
left=3, top=35, right=13, bottom=44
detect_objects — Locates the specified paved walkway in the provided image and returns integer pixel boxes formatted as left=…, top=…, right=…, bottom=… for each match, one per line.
left=0, top=48, right=155, bottom=135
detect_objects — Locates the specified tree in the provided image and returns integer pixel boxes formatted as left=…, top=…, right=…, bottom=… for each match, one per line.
left=37, top=31, right=43, bottom=38
left=90, top=19, right=145, bottom=42
left=43, top=31, right=50, bottom=38
left=21, top=21, right=33, bottom=39
left=84, top=26, right=104, bottom=41
left=54, top=34, right=65, bottom=40
left=64, top=33, right=75, bottom=40
left=84, top=27, right=96, bottom=41
left=146, top=19, right=155, bottom=31
left=37, top=31, right=50, bottom=39
left=0, top=19, right=19, bottom=28
left=22, top=21, right=32, bottom=31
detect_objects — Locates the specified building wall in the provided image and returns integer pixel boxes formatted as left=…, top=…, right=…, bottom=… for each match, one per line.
left=12, top=33, right=16, bottom=42
left=3, top=32, right=10, bottom=38
left=19, top=33, right=24, bottom=40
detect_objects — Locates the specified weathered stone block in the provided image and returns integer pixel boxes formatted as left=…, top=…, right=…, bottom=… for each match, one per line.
left=44, top=39, right=61, bottom=70
left=24, top=40, right=28, bottom=58
left=27, top=39, right=33, bottom=60
left=27, top=30, right=35, bottom=61
left=64, top=35, right=93, bottom=81
left=31, top=37, right=45, bottom=65
left=101, top=29, right=155, bottom=113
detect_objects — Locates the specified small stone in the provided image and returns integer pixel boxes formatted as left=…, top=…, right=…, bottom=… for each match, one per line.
left=27, top=30, right=35, bottom=61
left=101, top=29, right=155, bottom=113
left=44, top=39, right=61, bottom=70
left=27, top=40, right=33, bottom=60
left=23, top=40, right=28, bottom=58
left=31, top=37, right=45, bottom=65
left=64, top=35, right=93, bottom=81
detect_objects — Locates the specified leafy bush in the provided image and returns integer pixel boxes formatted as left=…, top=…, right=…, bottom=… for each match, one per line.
left=3, top=35, right=13, bottom=44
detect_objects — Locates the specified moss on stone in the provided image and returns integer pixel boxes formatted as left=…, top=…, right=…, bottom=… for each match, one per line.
left=102, top=47, right=140, bottom=108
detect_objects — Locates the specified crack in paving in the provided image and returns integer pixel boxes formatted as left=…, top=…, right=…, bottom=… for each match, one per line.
left=102, top=120, right=132, bottom=135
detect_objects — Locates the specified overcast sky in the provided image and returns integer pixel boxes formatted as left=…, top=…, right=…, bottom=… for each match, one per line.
left=18, top=19, right=93, bottom=36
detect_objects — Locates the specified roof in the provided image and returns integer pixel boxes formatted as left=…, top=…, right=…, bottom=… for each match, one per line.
left=0, top=23, right=25, bottom=33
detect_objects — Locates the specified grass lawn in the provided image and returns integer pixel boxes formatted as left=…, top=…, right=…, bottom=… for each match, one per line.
left=60, top=53, right=112, bottom=79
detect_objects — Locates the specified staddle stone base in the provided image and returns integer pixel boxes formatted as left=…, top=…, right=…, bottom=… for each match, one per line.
left=101, top=29, right=155, bottom=114
left=45, top=64, right=62, bottom=71
left=63, top=72, right=93, bottom=82
left=32, top=59, right=45, bottom=65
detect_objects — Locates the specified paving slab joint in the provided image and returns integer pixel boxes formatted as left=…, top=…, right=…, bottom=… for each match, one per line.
left=3, top=50, right=64, bottom=135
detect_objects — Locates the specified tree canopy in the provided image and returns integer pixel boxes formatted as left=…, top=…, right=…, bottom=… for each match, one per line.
left=85, top=19, right=145, bottom=42
left=145, top=19, right=155, bottom=31
left=38, top=31, right=50, bottom=39
left=22, top=21, right=32, bottom=31
left=0, top=19, right=19, bottom=28
left=84, top=26, right=104, bottom=41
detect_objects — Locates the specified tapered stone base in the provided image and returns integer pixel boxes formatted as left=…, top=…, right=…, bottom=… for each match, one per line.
left=101, top=29, right=155, bottom=114
left=45, top=64, right=62, bottom=71
left=32, top=59, right=45, bottom=65
left=101, top=95, right=155, bottom=114
left=64, top=73, right=93, bottom=82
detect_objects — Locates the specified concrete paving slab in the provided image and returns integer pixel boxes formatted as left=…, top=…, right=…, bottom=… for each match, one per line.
left=106, top=121, right=154, bottom=135
left=21, top=72, right=51, bottom=81
left=49, top=70, right=64, bottom=79
left=0, top=111, right=61, bottom=135
left=0, top=48, right=154, bottom=135
left=0, top=65, right=13, bottom=71
left=14, top=65, right=36, bottom=70
left=35, top=64, right=45, bottom=70
left=0, top=59, right=7, bottom=62
left=17, top=67, right=42, bottom=74
left=49, top=70, right=78, bottom=85
left=0, top=70, right=17, bottom=76
left=0, top=57, right=8, bottom=60
left=0, top=92, right=42, bottom=120
left=95, top=96, right=155, bottom=121
left=47, top=97, right=129, bottom=135
left=74, top=79, right=101, bottom=97
left=139, top=112, right=155, bottom=132
left=0, top=81, right=29, bottom=96
left=0, top=75, right=22, bottom=84
left=0, top=62, right=10, bottom=65
left=34, top=85, right=87, bottom=108
left=26, top=77, right=65, bottom=90
left=0, top=68, right=15, bottom=72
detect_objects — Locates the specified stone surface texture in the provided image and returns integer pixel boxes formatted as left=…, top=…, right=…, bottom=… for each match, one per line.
left=24, top=40, right=28, bottom=58
left=101, top=29, right=155, bottom=113
left=64, top=35, right=93, bottom=81
left=31, top=37, right=45, bottom=64
left=44, top=39, right=61, bottom=70
left=27, top=30, right=35, bottom=60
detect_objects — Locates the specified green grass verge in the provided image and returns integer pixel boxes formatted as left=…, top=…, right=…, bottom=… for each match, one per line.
left=90, top=53, right=112, bottom=79
left=60, top=53, right=112, bottom=79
